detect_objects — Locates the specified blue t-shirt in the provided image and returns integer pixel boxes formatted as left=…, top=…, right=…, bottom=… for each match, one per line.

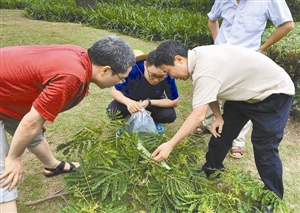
left=114, top=61, right=178, bottom=101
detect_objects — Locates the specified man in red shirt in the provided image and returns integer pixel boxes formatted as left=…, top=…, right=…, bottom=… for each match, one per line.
left=0, top=35, right=135, bottom=212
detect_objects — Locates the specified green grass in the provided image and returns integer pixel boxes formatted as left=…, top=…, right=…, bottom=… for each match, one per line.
left=1, top=9, right=300, bottom=213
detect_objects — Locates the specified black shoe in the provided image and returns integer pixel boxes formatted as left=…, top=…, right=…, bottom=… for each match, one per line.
left=196, top=168, right=209, bottom=178
left=196, top=168, right=223, bottom=180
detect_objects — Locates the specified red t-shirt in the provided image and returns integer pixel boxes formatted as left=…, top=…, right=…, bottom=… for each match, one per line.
left=0, top=45, right=92, bottom=122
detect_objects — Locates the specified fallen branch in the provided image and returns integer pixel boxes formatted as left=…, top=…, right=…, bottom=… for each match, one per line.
left=25, top=192, right=68, bottom=206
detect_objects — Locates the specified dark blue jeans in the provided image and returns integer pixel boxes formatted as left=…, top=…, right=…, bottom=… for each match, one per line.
left=201, top=94, right=293, bottom=199
left=107, top=100, right=176, bottom=123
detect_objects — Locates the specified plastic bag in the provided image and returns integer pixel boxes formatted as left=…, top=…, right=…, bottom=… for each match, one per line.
left=125, top=109, right=171, bottom=170
left=125, top=108, right=158, bottom=137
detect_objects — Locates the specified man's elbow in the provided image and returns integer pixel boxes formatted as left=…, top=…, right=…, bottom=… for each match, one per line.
left=173, top=99, right=179, bottom=107
left=282, top=21, right=294, bottom=33
left=289, top=21, right=295, bottom=31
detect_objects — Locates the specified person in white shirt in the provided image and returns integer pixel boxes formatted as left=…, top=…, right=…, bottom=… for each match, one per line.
left=199, top=0, right=294, bottom=159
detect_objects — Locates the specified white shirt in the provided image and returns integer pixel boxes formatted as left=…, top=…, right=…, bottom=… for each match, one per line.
left=188, top=45, right=295, bottom=109
left=207, top=0, right=293, bottom=50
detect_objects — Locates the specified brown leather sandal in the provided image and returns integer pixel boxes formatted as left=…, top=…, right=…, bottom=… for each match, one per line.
left=193, top=124, right=210, bottom=134
left=230, top=146, right=245, bottom=159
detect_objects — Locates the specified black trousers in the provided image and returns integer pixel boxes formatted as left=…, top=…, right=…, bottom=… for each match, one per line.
left=107, top=100, right=176, bottom=123
left=202, top=94, right=293, bottom=199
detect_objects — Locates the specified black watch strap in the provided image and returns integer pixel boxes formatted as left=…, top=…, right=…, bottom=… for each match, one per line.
left=147, top=98, right=151, bottom=107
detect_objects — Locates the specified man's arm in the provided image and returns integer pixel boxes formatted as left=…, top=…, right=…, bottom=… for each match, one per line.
left=152, top=104, right=208, bottom=162
left=110, top=86, right=143, bottom=113
left=258, top=21, right=294, bottom=53
left=0, top=106, right=45, bottom=190
left=148, top=97, right=179, bottom=108
left=208, top=19, right=219, bottom=42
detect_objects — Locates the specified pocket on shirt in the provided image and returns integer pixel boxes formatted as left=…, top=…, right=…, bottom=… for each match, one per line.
left=241, top=13, right=267, bottom=33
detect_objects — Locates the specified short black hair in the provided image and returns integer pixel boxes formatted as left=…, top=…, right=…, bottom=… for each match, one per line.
left=88, top=35, right=135, bottom=74
left=154, top=40, right=189, bottom=67
left=145, top=50, right=156, bottom=66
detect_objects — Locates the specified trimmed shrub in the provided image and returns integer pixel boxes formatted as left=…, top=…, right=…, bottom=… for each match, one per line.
left=262, top=23, right=300, bottom=116
left=0, top=0, right=30, bottom=9
left=23, top=0, right=212, bottom=47
left=287, top=0, right=300, bottom=22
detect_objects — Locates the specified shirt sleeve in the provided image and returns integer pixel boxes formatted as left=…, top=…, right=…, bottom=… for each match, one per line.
left=33, top=75, right=84, bottom=122
left=164, top=76, right=179, bottom=100
left=114, top=63, right=141, bottom=93
left=192, top=76, right=221, bottom=109
left=267, top=0, right=293, bottom=27
left=207, top=0, right=221, bottom=21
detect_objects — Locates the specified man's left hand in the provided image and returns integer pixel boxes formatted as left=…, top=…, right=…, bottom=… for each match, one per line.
left=0, top=157, right=23, bottom=191
left=210, top=117, right=224, bottom=138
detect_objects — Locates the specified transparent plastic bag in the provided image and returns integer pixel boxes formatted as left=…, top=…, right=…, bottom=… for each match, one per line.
left=125, top=108, right=158, bottom=137
left=125, top=109, right=171, bottom=170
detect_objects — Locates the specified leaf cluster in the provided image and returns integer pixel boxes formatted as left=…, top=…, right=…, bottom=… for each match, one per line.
left=262, top=22, right=300, bottom=116
left=56, top=118, right=289, bottom=213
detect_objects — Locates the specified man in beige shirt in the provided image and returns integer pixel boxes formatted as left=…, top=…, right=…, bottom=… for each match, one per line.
left=151, top=40, right=294, bottom=204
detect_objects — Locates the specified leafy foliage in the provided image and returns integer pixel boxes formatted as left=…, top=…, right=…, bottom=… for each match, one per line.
left=262, top=22, right=300, bottom=116
left=56, top=118, right=289, bottom=213
left=0, top=0, right=213, bottom=48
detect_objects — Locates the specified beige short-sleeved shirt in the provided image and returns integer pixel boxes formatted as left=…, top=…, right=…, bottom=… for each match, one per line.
left=188, top=45, right=295, bottom=109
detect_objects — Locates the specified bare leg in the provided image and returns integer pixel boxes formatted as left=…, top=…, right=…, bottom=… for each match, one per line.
left=231, top=121, right=252, bottom=158
left=0, top=200, right=17, bottom=213
left=28, top=138, right=79, bottom=170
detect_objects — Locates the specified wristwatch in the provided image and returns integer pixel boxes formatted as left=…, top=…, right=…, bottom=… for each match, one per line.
left=146, top=98, right=151, bottom=107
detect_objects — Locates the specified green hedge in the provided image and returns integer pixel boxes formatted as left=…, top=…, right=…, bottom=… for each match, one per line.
left=0, top=0, right=28, bottom=9
left=287, top=0, right=300, bottom=22
left=98, top=0, right=214, bottom=13
left=2, top=0, right=299, bottom=21
left=262, top=23, right=300, bottom=116
left=22, top=0, right=212, bottom=47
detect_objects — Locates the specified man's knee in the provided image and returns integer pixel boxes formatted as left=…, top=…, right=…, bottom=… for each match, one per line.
left=27, top=132, right=44, bottom=148
left=0, top=176, right=18, bottom=212
left=153, top=109, right=176, bottom=123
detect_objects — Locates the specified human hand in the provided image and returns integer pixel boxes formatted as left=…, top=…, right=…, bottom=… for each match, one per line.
left=126, top=100, right=143, bottom=114
left=0, top=157, right=23, bottom=191
left=210, top=117, right=224, bottom=138
left=257, top=47, right=265, bottom=54
left=140, top=100, right=148, bottom=108
left=151, top=142, right=173, bottom=162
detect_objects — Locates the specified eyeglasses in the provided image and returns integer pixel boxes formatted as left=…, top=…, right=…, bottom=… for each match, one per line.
left=111, top=69, right=126, bottom=83
left=146, top=66, right=166, bottom=80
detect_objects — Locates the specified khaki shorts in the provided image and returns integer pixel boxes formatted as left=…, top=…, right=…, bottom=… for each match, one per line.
left=0, top=120, right=18, bottom=203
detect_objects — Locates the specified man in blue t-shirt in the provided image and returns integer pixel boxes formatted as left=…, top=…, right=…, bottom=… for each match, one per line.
left=107, top=50, right=179, bottom=133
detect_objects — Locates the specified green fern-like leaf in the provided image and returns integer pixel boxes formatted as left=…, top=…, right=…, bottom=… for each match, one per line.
left=56, top=125, right=104, bottom=157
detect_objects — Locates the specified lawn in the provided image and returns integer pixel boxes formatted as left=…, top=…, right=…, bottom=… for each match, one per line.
left=1, top=9, right=300, bottom=213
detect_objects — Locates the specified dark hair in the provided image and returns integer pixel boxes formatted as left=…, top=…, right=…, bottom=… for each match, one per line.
left=154, top=40, right=189, bottom=67
left=88, top=35, right=136, bottom=74
left=145, top=50, right=156, bottom=66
